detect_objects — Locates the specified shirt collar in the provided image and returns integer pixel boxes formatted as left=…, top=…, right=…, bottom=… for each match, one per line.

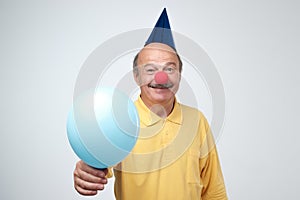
left=134, top=96, right=182, bottom=126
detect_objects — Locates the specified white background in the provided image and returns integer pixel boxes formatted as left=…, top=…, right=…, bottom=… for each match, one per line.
left=0, top=0, right=299, bottom=199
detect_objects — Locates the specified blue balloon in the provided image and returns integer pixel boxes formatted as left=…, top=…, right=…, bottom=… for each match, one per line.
left=67, top=87, right=140, bottom=169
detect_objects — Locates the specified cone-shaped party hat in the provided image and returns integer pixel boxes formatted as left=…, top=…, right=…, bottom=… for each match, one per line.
left=145, top=8, right=176, bottom=50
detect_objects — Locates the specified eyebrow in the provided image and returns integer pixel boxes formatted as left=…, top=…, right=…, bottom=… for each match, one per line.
left=143, top=63, right=156, bottom=68
left=143, top=62, right=177, bottom=67
left=164, top=62, right=177, bottom=67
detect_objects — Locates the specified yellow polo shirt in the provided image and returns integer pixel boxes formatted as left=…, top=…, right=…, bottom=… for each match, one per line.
left=112, top=97, right=227, bottom=200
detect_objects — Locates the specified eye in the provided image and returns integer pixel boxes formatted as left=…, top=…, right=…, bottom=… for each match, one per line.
left=146, top=68, right=155, bottom=73
left=164, top=67, right=175, bottom=74
left=144, top=64, right=157, bottom=75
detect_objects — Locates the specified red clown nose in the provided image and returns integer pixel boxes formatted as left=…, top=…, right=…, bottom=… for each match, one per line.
left=154, top=71, right=168, bottom=84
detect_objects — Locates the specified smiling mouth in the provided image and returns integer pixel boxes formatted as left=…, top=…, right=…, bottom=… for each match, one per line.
left=148, top=83, right=174, bottom=89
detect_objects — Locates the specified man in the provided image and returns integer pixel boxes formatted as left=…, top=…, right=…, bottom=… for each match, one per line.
left=73, top=9, right=227, bottom=200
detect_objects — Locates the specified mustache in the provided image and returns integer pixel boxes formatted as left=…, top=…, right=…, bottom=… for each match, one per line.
left=148, top=82, right=174, bottom=89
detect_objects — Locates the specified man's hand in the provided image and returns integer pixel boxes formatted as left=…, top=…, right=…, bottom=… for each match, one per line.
left=73, top=160, right=108, bottom=196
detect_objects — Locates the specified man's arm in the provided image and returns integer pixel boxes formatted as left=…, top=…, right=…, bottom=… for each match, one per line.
left=198, top=114, right=228, bottom=200
left=200, top=147, right=228, bottom=200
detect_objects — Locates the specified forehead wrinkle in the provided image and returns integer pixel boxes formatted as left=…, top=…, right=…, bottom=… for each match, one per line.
left=138, top=48, right=178, bottom=67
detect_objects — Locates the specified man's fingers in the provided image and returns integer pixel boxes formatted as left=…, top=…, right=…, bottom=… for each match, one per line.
left=75, top=166, right=107, bottom=184
left=74, top=175, right=105, bottom=191
left=74, top=183, right=98, bottom=196
left=73, top=160, right=108, bottom=196
left=76, top=161, right=107, bottom=178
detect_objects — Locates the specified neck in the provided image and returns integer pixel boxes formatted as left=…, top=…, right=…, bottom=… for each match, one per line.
left=140, top=96, right=175, bottom=118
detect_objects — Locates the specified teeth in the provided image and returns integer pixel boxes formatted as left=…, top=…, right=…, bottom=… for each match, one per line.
left=148, top=83, right=173, bottom=89
left=149, top=85, right=158, bottom=89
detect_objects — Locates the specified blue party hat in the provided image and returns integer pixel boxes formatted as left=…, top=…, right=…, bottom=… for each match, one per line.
left=145, top=8, right=176, bottom=50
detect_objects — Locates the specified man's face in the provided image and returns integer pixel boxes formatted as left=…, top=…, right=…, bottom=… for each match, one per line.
left=134, top=43, right=181, bottom=106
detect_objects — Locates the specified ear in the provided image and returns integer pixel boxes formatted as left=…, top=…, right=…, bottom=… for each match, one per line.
left=175, top=71, right=181, bottom=83
left=179, top=72, right=182, bottom=82
left=133, top=68, right=141, bottom=86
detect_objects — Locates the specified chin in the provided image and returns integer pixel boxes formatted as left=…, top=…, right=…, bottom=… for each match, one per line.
left=150, top=93, right=174, bottom=104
